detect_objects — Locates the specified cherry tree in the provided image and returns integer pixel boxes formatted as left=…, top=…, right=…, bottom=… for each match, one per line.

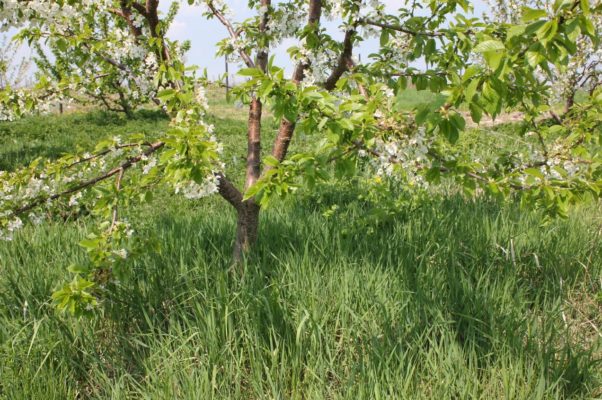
left=486, top=0, right=601, bottom=115
left=0, top=0, right=600, bottom=315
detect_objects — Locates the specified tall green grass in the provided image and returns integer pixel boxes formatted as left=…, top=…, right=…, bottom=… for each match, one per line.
left=1, top=193, right=600, bottom=399
left=0, top=108, right=600, bottom=399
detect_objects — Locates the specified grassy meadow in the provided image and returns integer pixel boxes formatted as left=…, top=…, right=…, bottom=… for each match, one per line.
left=0, top=88, right=601, bottom=399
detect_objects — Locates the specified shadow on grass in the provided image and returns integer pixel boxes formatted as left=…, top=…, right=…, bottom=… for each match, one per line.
left=1, top=190, right=599, bottom=398
left=91, top=193, right=601, bottom=398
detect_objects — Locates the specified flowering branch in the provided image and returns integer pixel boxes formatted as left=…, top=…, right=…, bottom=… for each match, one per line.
left=12, top=142, right=165, bottom=217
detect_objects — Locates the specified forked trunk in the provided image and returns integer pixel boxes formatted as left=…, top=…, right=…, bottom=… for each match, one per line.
left=233, top=200, right=260, bottom=262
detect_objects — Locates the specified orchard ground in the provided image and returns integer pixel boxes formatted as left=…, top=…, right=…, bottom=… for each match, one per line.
left=0, top=88, right=601, bottom=399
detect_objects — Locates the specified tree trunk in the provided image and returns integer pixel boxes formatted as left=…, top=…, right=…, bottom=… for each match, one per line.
left=232, top=96, right=263, bottom=262
left=233, top=200, right=260, bottom=262
left=564, top=91, right=575, bottom=115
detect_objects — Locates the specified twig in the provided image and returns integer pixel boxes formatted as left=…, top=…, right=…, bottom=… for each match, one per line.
left=359, top=18, right=446, bottom=37
left=206, top=1, right=255, bottom=68
left=110, top=168, right=125, bottom=231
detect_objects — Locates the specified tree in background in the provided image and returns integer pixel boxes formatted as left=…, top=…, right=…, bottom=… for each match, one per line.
left=486, top=0, right=601, bottom=115
left=0, top=34, right=31, bottom=117
left=3, top=1, right=187, bottom=118
left=0, top=0, right=600, bottom=315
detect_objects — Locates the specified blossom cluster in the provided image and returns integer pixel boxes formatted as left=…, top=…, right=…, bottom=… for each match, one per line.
left=487, top=0, right=601, bottom=107
left=0, top=0, right=166, bottom=116
left=362, top=127, right=432, bottom=188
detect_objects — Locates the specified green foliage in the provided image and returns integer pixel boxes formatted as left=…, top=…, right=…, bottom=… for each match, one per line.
left=0, top=86, right=601, bottom=396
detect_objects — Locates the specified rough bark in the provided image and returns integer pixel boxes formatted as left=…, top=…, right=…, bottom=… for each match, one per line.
left=270, top=0, right=323, bottom=164
left=232, top=97, right=263, bottom=262
left=230, top=0, right=270, bottom=262
left=233, top=201, right=260, bottom=262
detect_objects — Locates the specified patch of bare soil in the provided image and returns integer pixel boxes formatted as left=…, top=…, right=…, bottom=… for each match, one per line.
left=462, top=111, right=525, bottom=128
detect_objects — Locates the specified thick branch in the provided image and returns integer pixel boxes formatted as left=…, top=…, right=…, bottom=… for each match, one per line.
left=244, top=0, right=270, bottom=193
left=269, top=0, right=323, bottom=165
left=216, top=173, right=243, bottom=210
left=323, top=29, right=355, bottom=91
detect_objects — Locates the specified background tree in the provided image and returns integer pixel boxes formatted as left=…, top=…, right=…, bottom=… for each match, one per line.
left=0, top=33, right=31, bottom=120
left=0, top=0, right=600, bottom=315
left=486, top=0, right=602, bottom=116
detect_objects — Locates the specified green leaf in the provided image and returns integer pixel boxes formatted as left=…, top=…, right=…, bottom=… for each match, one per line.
left=483, top=50, right=504, bottom=70
left=525, top=168, right=545, bottom=179
left=243, top=182, right=263, bottom=201
left=415, top=105, right=430, bottom=124
left=397, top=75, right=408, bottom=91
left=465, top=79, right=480, bottom=101
left=521, top=7, right=547, bottom=22
left=55, top=38, right=68, bottom=52
left=79, top=237, right=101, bottom=250
left=469, top=102, right=483, bottom=124
left=449, top=113, right=466, bottom=132
left=380, top=29, right=389, bottom=47
left=425, top=167, right=441, bottom=183
left=579, top=16, right=595, bottom=37
left=507, top=24, right=527, bottom=40
left=238, top=68, right=264, bottom=77
left=157, top=88, right=176, bottom=101
left=338, top=118, right=354, bottom=131
left=473, top=40, right=505, bottom=53
left=526, top=49, right=545, bottom=67
left=462, top=66, right=480, bottom=82
left=536, top=20, right=558, bottom=44
left=263, top=155, right=280, bottom=167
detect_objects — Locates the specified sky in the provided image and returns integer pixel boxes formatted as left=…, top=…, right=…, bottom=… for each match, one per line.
left=158, top=0, right=491, bottom=82
left=7, top=0, right=491, bottom=83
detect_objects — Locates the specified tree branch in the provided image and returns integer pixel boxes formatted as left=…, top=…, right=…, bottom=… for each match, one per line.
left=323, top=29, right=356, bottom=91
left=359, top=18, right=445, bottom=37
left=13, top=142, right=165, bottom=216
left=206, top=1, right=256, bottom=68
left=216, top=173, right=243, bottom=210
left=269, top=0, right=323, bottom=167
left=245, top=0, right=271, bottom=193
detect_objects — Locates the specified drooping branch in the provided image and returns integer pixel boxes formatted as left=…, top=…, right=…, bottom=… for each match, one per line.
left=11, top=139, right=244, bottom=218
left=13, top=142, right=165, bottom=216
left=65, top=143, right=156, bottom=169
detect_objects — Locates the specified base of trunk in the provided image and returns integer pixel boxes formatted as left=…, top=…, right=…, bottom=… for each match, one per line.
left=232, top=201, right=260, bottom=263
